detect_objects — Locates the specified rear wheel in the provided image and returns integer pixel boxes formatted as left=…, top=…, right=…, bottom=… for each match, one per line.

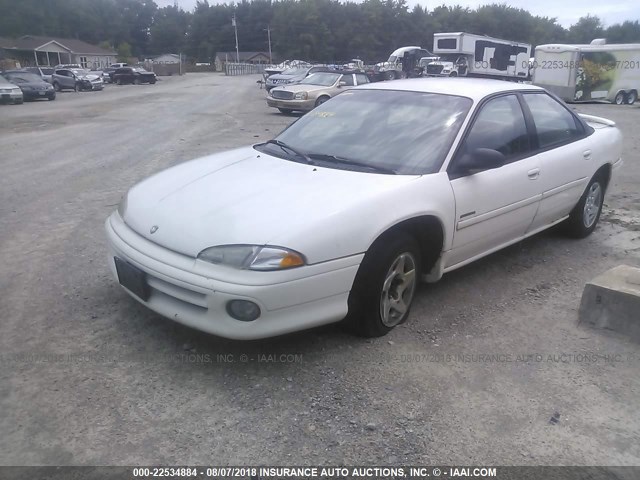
left=562, top=174, right=605, bottom=238
left=134, top=77, right=141, bottom=85
left=345, top=232, right=421, bottom=337
left=627, top=90, right=638, bottom=105
left=614, top=91, right=626, bottom=105
left=117, top=78, right=123, bottom=85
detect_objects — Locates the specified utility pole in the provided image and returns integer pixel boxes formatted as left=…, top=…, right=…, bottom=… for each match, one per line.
left=232, top=14, right=239, bottom=63
left=266, top=25, right=272, bottom=64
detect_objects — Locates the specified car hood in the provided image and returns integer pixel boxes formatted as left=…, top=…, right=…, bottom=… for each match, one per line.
left=123, top=146, right=418, bottom=258
left=19, top=81, right=51, bottom=88
left=79, top=73, right=101, bottom=80
left=272, top=83, right=335, bottom=93
left=268, top=73, right=302, bottom=81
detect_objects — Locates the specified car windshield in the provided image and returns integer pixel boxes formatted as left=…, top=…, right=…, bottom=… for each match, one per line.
left=387, top=55, right=398, bottom=63
left=71, top=69, right=88, bottom=75
left=257, top=89, right=472, bottom=175
left=7, top=73, right=42, bottom=83
left=0, top=76, right=15, bottom=86
left=281, top=67, right=306, bottom=76
left=300, top=73, right=340, bottom=86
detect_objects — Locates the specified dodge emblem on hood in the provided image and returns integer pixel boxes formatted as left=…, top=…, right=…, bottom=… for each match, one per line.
left=150, top=225, right=159, bottom=234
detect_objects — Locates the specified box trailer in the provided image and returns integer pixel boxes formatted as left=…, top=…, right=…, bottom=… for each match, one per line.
left=532, top=41, right=640, bottom=104
left=426, top=32, right=531, bottom=80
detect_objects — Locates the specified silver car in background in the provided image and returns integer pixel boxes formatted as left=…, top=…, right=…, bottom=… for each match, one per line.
left=0, top=76, right=23, bottom=104
left=25, top=66, right=55, bottom=83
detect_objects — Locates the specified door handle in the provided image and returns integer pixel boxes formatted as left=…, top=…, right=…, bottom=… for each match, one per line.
left=583, top=150, right=592, bottom=159
left=527, top=168, right=540, bottom=179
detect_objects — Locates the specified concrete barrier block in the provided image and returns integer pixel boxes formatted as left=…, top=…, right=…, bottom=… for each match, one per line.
left=579, top=265, right=640, bottom=341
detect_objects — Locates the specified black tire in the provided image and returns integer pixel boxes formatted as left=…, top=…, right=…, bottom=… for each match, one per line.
left=53, top=82, right=61, bottom=92
left=384, top=70, right=396, bottom=81
left=614, top=91, right=626, bottom=105
left=562, top=174, right=606, bottom=238
left=150, top=79, right=156, bottom=84
left=449, top=71, right=458, bottom=77
left=134, top=77, right=141, bottom=85
left=117, top=78, right=123, bottom=85
left=345, top=232, right=421, bottom=337
left=277, top=108, right=293, bottom=114
left=627, top=90, right=637, bottom=105
left=74, top=83, right=80, bottom=92
left=315, top=96, right=329, bottom=107
left=48, top=94, right=56, bottom=101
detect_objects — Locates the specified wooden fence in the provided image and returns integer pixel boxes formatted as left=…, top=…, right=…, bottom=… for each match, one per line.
left=224, top=63, right=267, bottom=76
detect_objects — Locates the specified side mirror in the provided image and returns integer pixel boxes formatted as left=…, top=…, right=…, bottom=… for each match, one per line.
left=456, top=148, right=505, bottom=175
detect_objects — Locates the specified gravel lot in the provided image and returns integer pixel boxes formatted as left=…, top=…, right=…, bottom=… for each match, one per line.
left=1, top=73, right=639, bottom=466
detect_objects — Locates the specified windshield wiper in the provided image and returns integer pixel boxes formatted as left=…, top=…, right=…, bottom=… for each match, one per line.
left=307, top=153, right=396, bottom=174
left=264, top=139, right=313, bottom=164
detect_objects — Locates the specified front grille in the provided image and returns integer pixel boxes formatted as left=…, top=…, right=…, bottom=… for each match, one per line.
left=426, top=64, right=444, bottom=75
left=271, top=90, right=294, bottom=100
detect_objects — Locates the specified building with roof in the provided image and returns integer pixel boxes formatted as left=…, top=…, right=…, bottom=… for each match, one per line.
left=0, top=35, right=117, bottom=69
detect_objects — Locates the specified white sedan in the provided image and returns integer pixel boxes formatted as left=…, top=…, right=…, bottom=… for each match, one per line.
left=106, top=78, right=622, bottom=339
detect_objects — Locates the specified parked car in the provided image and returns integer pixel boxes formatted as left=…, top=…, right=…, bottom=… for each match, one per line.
left=102, top=67, right=118, bottom=83
left=265, top=65, right=330, bottom=91
left=51, top=68, right=104, bottom=91
left=112, top=67, right=156, bottom=85
left=0, top=76, right=23, bottom=104
left=1, top=71, right=55, bottom=101
left=109, top=63, right=129, bottom=69
left=106, top=78, right=622, bottom=340
left=25, top=66, right=55, bottom=83
left=267, top=71, right=370, bottom=113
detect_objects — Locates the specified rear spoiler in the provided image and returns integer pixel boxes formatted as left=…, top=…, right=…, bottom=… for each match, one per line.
left=578, top=113, right=616, bottom=127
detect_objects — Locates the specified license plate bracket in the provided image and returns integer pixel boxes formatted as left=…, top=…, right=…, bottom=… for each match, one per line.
left=114, top=257, right=150, bottom=301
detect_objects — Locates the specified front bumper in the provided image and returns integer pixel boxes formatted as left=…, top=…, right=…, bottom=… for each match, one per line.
left=22, top=89, right=55, bottom=100
left=0, top=91, right=23, bottom=104
left=266, top=97, right=316, bottom=111
left=105, top=212, right=361, bottom=339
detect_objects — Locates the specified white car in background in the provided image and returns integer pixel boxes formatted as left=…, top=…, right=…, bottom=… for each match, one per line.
left=106, top=78, right=622, bottom=340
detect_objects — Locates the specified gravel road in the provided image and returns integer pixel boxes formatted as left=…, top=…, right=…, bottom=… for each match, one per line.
left=1, top=73, right=639, bottom=466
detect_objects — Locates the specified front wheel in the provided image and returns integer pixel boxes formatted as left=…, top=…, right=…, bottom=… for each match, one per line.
left=277, top=108, right=293, bottom=114
left=384, top=70, right=396, bottom=81
left=562, top=175, right=605, bottom=238
left=345, top=232, right=421, bottom=337
left=53, top=82, right=61, bottom=92
left=315, top=96, right=329, bottom=107
left=614, top=91, right=626, bottom=105
left=627, top=90, right=637, bottom=105
left=134, top=77, right=141, bottom=85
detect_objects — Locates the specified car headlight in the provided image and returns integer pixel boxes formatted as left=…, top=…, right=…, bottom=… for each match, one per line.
left=197, top=245, right=305, bottom=270
left=294, top=92, right=308, bottom=100
left=117, top=193, right=128, bottom=218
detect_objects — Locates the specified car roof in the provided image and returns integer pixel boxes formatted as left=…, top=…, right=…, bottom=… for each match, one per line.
left=362, top=77, right=544, bottom=101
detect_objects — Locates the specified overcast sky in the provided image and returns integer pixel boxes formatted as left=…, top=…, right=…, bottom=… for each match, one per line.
left=158, top=0, right=640, bottom=28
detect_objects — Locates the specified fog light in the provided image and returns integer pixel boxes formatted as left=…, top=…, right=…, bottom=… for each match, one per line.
left=227, top=300, right=261, bottom=321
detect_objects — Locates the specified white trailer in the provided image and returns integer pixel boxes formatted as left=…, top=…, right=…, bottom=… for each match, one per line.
left=532, top=41, right=640, bottom=104
left=426, top=32, right=531, bottom=80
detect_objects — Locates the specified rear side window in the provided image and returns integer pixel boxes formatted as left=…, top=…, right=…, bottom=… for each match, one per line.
left=522, top=93, right=582, bottom=149
left=341, top=74, right=354, bottom=86
left=461, top=94, right=530, bottom=162
left=355, top=74, right=369, bottom=85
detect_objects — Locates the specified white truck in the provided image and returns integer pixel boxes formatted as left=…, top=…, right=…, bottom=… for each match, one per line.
left=532, top=40, right=640, bottom=104
left=425, top=32, right=530, bottom=80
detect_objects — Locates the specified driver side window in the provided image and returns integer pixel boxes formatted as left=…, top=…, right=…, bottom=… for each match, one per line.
left=340, top=74, right=354, bottom=86
left=462, top=94, right=530, bottom=163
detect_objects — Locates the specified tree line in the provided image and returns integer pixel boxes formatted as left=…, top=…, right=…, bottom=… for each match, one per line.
left=0, top=0, right=639, bottom=63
